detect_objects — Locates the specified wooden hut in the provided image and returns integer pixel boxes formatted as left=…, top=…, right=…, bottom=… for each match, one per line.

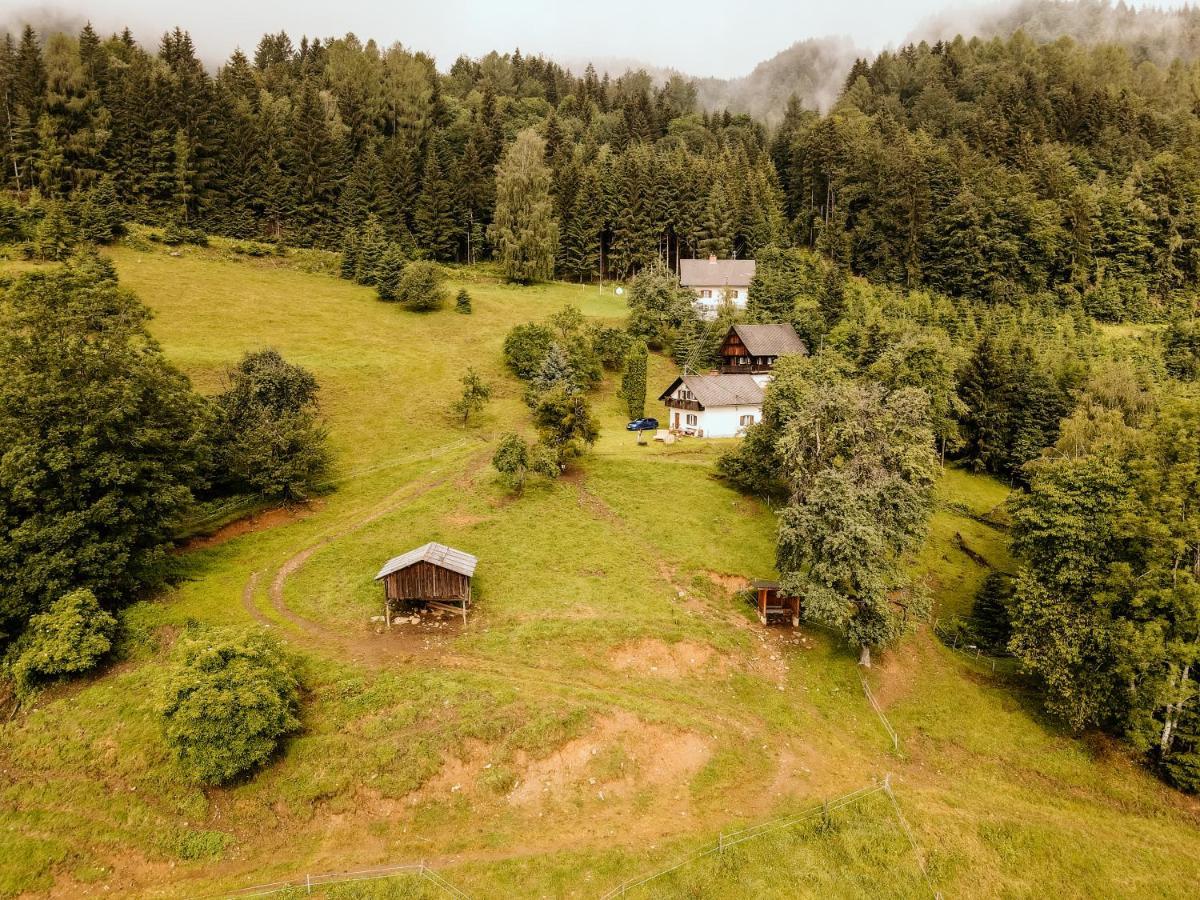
left=374, top=542, right=477, bottom=624
left=751, top=580, right=801, bottom=627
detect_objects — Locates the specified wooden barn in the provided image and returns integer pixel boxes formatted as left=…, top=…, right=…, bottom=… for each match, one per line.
left=751, top=580, right=801, bottom=627
left=374, top=542, right=477, bottom=624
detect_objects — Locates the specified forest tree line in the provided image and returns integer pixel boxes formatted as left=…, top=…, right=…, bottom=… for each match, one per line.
left=1, top=24, right=1199, bottom=313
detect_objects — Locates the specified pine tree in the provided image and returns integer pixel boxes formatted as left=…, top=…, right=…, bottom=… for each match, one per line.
left=354, top=214, right=387, bottom=285
left=413, top=135, right=459, bottom=260
left=489, top=128, right=558, bottom=283
left=375, top=244, right=407, bottom=301
left=455, top=288, right=472, bottom=314
left=340, top=226, right=360, bottom=280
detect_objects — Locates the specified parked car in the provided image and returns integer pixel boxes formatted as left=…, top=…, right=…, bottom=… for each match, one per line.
left=626, top=417, right=659, bottom=432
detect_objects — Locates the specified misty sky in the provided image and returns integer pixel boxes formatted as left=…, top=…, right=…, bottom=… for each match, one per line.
left=8, top=0, right=1190, bottom=78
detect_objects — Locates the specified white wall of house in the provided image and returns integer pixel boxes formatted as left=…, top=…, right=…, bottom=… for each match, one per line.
left=691, top=286, right=748, bottom=320
left=663, top=402, right=761, bottom=438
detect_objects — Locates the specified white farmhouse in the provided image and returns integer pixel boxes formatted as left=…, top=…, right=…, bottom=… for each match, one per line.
left=680, top=255, right=756, bottom=319
left=658, top=373, right=765, bottom=438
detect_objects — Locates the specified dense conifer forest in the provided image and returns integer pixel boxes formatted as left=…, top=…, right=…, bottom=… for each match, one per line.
left=1, top=14, right=1198, bottom=313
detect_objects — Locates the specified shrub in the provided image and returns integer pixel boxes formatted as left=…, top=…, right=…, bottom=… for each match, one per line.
left=7, top=589, right=116, bottom=694
left=503, top=322, right=555, bottom=379
left=160, top=628, right=300, bottom=785
left=492, top=432, right=530, bottom=491
left=161, top=220, right=208, bottom=247
left=589, top=324, right=632, bottom=371
left=455, top=288, right=472, bottom=314
left=396, top=260, right=446, bottom=311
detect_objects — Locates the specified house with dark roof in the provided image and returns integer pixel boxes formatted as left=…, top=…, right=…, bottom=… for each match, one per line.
left=658, top=373, right=765, bottom=438
left=679, top=255, right=756, bottom=319
left=655, top=323, right=806, bottom=438
left=718, top=323, right=808, bottom=374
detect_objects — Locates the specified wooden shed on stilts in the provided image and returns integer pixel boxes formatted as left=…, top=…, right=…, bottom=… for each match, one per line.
left=374, top=542, right=477, bottom=625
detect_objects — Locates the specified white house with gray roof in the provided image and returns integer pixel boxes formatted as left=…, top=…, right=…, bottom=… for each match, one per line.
left=679, top=255, right=756, bottom=319
left=658, top=373, right=766, bottom=438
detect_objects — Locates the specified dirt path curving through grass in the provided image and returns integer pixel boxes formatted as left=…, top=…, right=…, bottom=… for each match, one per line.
left=245, top=448, right=492, bottom=666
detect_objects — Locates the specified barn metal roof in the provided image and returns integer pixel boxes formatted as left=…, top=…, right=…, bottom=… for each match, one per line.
left=658, top=373, right=765, bottom=408
left=729, top=324, right=807, bottom=357
left=374, top=542, right=478, bottom=580
left=679, top=257, right=756, bottom=287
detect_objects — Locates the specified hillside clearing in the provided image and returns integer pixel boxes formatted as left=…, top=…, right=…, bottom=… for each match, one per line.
left=1, top=244, right=1199, bottom=897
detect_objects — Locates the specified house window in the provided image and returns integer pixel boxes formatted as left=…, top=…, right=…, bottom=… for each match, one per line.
left=739, top=414, right=755, bottom=426
left=699, top=289, right=712, bottom=299
left=680, top=389, right=694, bottom=401
left=686, top=414, right=698, bottom=426
left=730, top=290, right=740, bottom=300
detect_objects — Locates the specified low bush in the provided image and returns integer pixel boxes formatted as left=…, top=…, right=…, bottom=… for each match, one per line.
left=6, top=589, right=116, bottom=695
left=159, top=628, right=300, bottom=785
left=396, top=260, right=446, bottom=311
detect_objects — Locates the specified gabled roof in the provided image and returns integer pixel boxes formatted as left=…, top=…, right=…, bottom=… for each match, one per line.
left=728, top=323, right=807, bottom=357
left=679, top=258, right=756, bottom=288
left=374, top=542, right=478, bottom=581
left=658, top=373, right=765, bottom=408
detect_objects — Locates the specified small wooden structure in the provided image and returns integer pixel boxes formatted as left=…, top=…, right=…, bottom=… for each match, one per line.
left=374, top=542, right=477, bottom=624
left=751, top=580, right=801, bottom=627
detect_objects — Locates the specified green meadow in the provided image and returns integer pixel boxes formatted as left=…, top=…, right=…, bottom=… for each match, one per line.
left=2, top=239, right=1199, bottom=898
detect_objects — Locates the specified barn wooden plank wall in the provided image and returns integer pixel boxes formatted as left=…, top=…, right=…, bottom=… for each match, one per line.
left=384, top=560, right=470, bottom=602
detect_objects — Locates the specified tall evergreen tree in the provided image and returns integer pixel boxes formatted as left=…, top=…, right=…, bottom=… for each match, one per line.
left=489, top=128, right=558, bottom=283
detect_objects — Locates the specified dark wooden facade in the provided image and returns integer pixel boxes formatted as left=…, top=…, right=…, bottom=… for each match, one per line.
left=382, top=560, right=471, bottom=604
left=719, top=331, right=778, bottom=374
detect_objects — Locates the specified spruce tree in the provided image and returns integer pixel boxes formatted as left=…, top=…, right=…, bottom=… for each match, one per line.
left=354, top=214, right=387, bottom=285
left=340, top=226, right=360, bottom=280
left=413, top=135, right=459, bottom=260
left=375, top=244, right=407, bottom=301
left=489, top=128, right=558, bottom=283
left=455, top=288, right=472, bottom=314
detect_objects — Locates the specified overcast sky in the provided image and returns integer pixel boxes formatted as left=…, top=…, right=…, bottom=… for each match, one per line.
left=3, top=0, right=1188, bottom=78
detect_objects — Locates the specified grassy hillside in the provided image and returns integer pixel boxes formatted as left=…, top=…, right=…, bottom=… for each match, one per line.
left=2, top=241, right=1200, bottom=898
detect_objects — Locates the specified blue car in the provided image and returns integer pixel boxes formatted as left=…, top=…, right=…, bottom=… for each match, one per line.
left=626, top=417, right=659, bottom=432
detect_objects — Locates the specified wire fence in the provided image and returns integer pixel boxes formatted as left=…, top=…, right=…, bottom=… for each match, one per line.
left=216, top=861, right=471, bottom=899
left=598, top=780, right=901, bottom=899
left=860, top=675, right=901, bottom=753
left=930, top=616, right=1014, bottom=674
left=216, top=777, right=938, bottom=899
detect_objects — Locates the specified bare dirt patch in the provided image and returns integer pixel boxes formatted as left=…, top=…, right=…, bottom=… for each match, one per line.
left=442, top=511, right=489, bottom=528
left=506, top=710, right=711, bottom=807
left=657, top=561, right=708, bottom=615
left=707, top=571, right=750, bottom=594
left=181, top=503, right=319, bottom=552
left=608, top=638, right=730, bottom=678
left=868, top=631, right=924, bottom=709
